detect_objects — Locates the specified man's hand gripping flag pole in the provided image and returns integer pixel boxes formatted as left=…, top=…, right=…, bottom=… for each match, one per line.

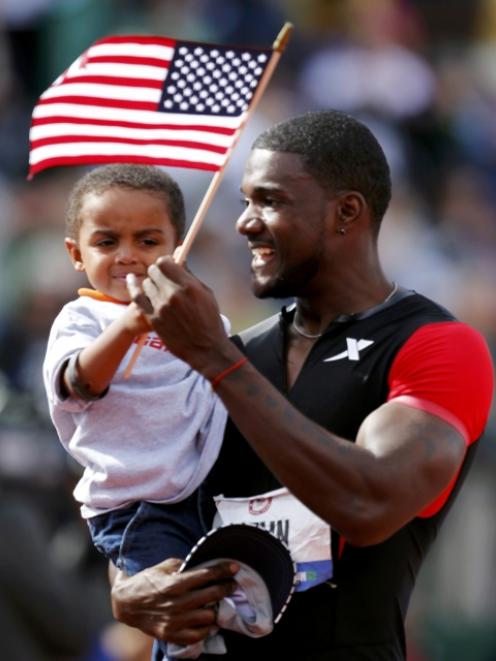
left=123, top=22, right=293, bottom=378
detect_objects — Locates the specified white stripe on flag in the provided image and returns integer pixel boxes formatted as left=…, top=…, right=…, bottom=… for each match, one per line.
left=30, top=123, right=234, bottom=147
left=40, top=83, right=163, bottom=103
left=88, top=42, right=175, bottom=61
left=29, top=142, right=226, bottom=167
left=59, top=62, right=170, bottom=80
left=31, top=103, right=245, bottom=128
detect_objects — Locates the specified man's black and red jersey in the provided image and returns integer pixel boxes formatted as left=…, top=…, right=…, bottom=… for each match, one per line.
left=203, top=289, right=493, bottom=660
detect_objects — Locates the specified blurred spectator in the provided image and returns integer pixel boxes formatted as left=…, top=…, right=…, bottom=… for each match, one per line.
left=0, top=488, right=109, bottom=660
left=298, top=1, right=436, bottom=120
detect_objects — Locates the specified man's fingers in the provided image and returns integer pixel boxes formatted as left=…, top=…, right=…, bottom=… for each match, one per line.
left=141, top=261, right=179, bottom=309
left=126, top=272, right=140, bottom=298
left=126, top=273, right=153, bottom=315
left=111, top=560, right=239, bottom=646
left=144, top=260, right=195, bottom=313
left=155, top=621, right=214, bottom=645
left=141, top=276, right=159, bottom=305
left=147, top=261, right=179, bottom=289
left=118, top=559, right=238, bottom=603
left=156, top=557, right=183, bottom=572
left=151, top=256, right=193, bottom=286
left=174, top=562, right=239, bottom=593
left=171, top=577, right=237, bottom=611
left=143, top=561, right=238, bottom=601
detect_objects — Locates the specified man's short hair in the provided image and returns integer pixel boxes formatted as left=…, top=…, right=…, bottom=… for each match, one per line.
left=66, top=164, right=186, bottom=240
left=253, top=110, right=392, bottom=227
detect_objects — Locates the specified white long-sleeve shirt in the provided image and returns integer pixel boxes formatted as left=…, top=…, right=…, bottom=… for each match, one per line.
left=43, top=295, right=229, bottom=518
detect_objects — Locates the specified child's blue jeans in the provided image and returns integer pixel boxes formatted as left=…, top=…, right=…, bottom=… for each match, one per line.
left=87, top=491, right=204, bottom=573
left=87, top=492, right=205, bottom=660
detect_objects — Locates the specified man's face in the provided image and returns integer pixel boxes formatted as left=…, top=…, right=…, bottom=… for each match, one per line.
left=237, top=149, right=332, bottom=299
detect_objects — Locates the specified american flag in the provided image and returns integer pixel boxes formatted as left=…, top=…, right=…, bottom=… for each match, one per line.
left=29, top=35, right=272, bottom=178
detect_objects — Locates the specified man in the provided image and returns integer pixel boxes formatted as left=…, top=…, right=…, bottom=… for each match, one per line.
left=111, top=111, right=494, bottom=660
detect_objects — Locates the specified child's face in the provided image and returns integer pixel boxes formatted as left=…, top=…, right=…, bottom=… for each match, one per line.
left=65, top=187, right=179, bottom=301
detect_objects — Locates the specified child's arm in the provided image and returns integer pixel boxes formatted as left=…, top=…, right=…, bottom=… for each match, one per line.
left=62, top=303, right=151, bottom=399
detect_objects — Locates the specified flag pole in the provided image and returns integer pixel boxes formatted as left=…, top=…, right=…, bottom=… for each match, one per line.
left=174, top=21, right=293, bottom=266
left=124, top=22, right=293, bottom=378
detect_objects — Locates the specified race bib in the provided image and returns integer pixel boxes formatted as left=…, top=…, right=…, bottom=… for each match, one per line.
left=213, top=487, right=332, bottom=591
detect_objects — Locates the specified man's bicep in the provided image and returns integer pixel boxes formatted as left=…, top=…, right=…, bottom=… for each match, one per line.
left=357, top=401, right=466, bottom=524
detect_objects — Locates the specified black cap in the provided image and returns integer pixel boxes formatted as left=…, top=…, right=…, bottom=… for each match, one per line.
left=180, top=523, right=296, bottom=623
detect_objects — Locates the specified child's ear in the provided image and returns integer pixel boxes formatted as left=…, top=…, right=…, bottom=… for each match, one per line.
left=64, top=237, right=85, bottom=272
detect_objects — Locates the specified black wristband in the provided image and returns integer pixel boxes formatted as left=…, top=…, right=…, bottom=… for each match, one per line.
left=66, top=352, right=109, bottom=401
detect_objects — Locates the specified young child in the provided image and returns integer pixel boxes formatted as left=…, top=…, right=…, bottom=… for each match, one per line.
left=43, top=164, right=229, bottom=579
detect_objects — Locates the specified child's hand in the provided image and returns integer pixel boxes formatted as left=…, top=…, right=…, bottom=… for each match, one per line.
left=122, top=302, right=152, bottom=336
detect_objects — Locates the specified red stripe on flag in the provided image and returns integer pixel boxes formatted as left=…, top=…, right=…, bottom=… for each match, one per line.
left=59, top=75, right=165, bottom=89
left=92, top=35, right=176, bottom=47
left=31, top=115, right=237, bottom=136
left=29, top=153, right=219, bottom=177
left=37, top=96, right=158, bottom=112
left=31, top=134, right=228, bottom=154
left=87, top=55, right=171, bottom=68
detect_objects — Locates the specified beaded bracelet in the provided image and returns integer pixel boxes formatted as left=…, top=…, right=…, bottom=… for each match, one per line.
left=210, top=357, right=248, bottom=389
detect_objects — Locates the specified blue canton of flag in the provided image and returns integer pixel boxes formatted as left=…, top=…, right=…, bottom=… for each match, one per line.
left=159, top=42, right=269, bottom=117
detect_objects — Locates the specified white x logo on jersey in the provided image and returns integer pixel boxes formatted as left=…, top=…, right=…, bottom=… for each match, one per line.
left=323, top=338, right=374, bottom=362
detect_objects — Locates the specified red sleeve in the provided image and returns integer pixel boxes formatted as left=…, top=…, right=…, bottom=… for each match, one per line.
left=387, top=321, right=494, bottom=517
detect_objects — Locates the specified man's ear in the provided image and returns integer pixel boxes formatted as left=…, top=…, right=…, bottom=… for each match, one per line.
left=337, top=192, right=365, bottom=222
left=334, top=191, right=366, bottom=233
left=64, top=238, right=85, bottom=272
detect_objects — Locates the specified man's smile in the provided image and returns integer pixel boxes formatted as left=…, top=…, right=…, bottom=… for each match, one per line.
left=250, top=244, right=276, bottom=270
